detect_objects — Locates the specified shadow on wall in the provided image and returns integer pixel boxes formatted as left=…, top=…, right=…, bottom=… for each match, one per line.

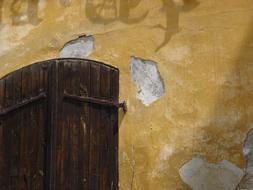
left=85, top=0, right=198, bottom=51
left=0, top=0, right=72, bottom=26
left=155, top=0, right=199, bottom=51
left=10, top=0, right=41, bottom=25
left=0, top=0, right=199, bottom=52
left=0, top=0, right=42, bottom=26
left=85, top=0, right=148, bottom=24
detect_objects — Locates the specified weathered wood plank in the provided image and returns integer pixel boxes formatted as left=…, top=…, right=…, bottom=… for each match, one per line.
left=30, top=64, right=45, bottom=190
left=10, top=70, right=22, bottom=190
left=99, top=65, right=111, bottom=189
left=89, top=62, right=101, bottom=190
left=110, top=68, right=119, bottom=190
left=0, top=76, right=6, bottom=189
left=7, top=70, right=20, bottom=190
left=79, top=60, right=90, bottom=190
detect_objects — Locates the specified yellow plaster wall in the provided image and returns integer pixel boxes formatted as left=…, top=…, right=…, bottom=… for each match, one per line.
left=1, top=0, right=253, bottom=189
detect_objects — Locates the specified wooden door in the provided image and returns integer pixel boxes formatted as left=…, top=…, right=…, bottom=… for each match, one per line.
left=0, top=58, right=119, bottom=190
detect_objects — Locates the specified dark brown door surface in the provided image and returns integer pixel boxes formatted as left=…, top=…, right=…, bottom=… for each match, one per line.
left=0, top=58, right=119, bottom=190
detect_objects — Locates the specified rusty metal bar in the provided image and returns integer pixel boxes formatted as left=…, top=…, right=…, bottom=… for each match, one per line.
left=63, top=92, right=127, bottom=112
left=118, top=101, right=127, bottom=112
left=0, top=92, right=47, bottom=117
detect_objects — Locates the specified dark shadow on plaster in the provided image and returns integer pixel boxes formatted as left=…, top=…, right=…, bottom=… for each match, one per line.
left=85, top=0, right=148, bottom=24
left=85, top=0, right=198, bottom=52
left=155, top=0, right=199, bottom=51
left=10, top=0, right=41, bottom=25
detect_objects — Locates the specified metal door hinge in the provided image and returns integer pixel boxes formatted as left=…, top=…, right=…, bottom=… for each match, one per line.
left=0, top=92, right=46, bottom=117
left=63, top=91, right=127, bottom=112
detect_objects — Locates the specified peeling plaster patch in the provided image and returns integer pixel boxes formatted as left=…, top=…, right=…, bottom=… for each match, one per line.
left=179, top=157, right=243, bottom=190
left=236, top=128, right=253, bottom=189
left=130, top=56, right=165, bottom=106
left=59, top=35, right=95, bottom=58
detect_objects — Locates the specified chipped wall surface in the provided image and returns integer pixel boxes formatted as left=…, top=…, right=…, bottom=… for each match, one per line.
left=179, top=157, right=243, bottom=190
left=1, top=0, right=253, bottom=189
left=130, top=56, right=165, bottom=106
left=59, top=35, right=95, bottom=58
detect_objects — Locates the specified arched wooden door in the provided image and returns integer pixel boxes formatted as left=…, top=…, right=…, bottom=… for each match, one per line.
left=0, top=58, right=119, bottom=190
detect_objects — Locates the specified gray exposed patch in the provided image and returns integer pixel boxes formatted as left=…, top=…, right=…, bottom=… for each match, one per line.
left=130, top=56, right=165, bottom=106
left=236, top=128, right=253, bottom=189
left=59, top=35, right=95, bottom=58
left=242, top=129, right=253, bottom=174
left=179, top=157, right=243, bottom=190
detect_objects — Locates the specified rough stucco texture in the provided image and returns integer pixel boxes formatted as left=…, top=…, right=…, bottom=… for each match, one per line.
left=1, top=0, right=253, bottom=189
